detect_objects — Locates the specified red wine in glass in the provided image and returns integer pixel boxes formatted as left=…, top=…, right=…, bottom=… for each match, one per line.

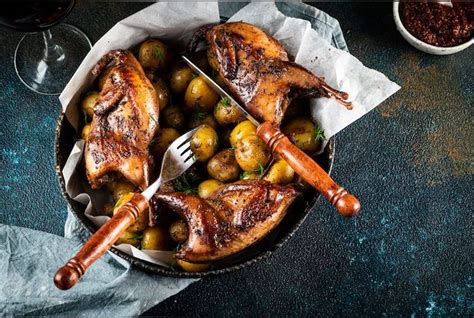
left=0, top=1, right=75, bottom=32
left=0, top=0, right=91, bottom=95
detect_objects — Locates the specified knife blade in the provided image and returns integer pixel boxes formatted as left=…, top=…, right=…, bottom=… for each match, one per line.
left=181, top=55, right=360, bottom=217
left=182, top=56, right=259, bottom=127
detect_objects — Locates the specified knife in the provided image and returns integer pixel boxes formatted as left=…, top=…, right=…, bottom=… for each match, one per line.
left=182, top=56, right=361, bottom=217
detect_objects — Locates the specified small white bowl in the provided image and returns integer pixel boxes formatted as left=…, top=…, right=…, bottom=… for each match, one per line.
left=393, top=1, right=473, bottom=55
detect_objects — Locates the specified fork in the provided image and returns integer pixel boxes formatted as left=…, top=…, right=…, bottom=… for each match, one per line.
left=54, top=127, right=199, bottom=290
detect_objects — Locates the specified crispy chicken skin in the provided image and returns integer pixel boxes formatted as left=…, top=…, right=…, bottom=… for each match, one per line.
left=154, top=180, right=298, bottom=262
left=85, top=50, right=159, bottom=190
left=190, top=22, right=352, bottom=126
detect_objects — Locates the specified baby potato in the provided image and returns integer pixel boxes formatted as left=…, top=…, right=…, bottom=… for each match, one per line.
left=151, top=127, right=181, bottom=158
left=81, top=92, right=99, bottom=117
left=81, top=123, right=92, bottom=141
left=141, top=226, right=169, bottom=250
left=113, top=192, right=148, bottom=233
left=170, top=64, right=195, bottom=94
left=176, top=260, right=211, bottom=272
left=162, top=105, right=185, bottom=130
left=207, top=149, right=241, bottom=182
left=234, top=135, right=271, bottom=172
left=108, top=180, right=136, bottom=201
left=116, top=230, right=141, bottom=247
left=190, top=125, right=218, bottom=162
left=263, top=159, right=295, bottom=185
left=198, top=179, right=223, bottom=199
left=97, top=67, right=113, bottom=90
left=138, top=39, right=171, bottom=71
left=230, top=120, right=257, bottom=148
left=240, top=171, right=259, bottom=180
left=213, top=97, right=245, bottom=126
left=188, top=112, right=218, bottom=130
left=169, top=219, right=189, bottom=243
left=152, top=78, right=170, bottom=110
left=282, top=117, right=320, bottom=155
left=184, top=77, right=219, bottom=112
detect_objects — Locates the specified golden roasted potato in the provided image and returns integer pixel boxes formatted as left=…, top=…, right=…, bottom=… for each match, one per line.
left=184, top=77, right=219, bottom=112
left=282, top=117, right=323, bottom=155
left=102, top=202, right=115, bottom=217
left=229, top=120, right=257, bottom=148
left=234, top=135, right=271, bottom=172
left=190, top=125, right=218, bottom=162
left=108, top=180, right=136, bottom=201
left=138, top=39, right=171, bottom=71
left=97, top=67, right=113, bottom=90
left=169, top=219, right=189, bottom=243
left=188, top=112, right=218, bottom=130
left=114, top=192, right=148, bottom=233
left=152, top=78, right=170, bottom=110
left=214, top=97, right=245, bottom=126
left=198, top=179, right=223, bottom=199
left=263, top=159, right=295, bottom=185
left=141, top=226, right=169, bottom=250
left=176, top=260, right=211, bottom=272
left=207, top=149, right=241, bottom=182
left=81, top=123, right=92, bottom=141
left=81, top=92, right=99, bottom=117
left=151, top=127, right=181, bottom=158
left=116, top=230, right=141, bottom=247
left=240, top=171, right=259, bottom=180
left=170, top=64, right=195, bottom=94
left=162, top=105, right=185, bottom=130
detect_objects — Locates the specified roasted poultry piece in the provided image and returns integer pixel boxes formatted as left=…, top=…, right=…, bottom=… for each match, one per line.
left=85, top=50, right=159, bottom=190
left=154, top=180, right=298, bottom=262
left=190, top=22, right=352, bottom=126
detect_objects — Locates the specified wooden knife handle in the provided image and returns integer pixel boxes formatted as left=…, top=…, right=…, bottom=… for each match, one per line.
left=54, top=193, right=149, bottom=290
left=256, top=121, right=360, bottom=217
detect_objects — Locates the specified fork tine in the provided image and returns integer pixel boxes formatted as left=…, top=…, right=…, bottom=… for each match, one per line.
left=180, top=148, right=193, bottom=159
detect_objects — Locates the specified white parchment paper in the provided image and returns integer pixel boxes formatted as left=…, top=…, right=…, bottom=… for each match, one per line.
left=59, top=2, right=400, bottom=268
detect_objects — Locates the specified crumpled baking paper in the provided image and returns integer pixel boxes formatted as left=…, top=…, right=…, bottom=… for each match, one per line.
left=58, top=2, right=399, bottom=268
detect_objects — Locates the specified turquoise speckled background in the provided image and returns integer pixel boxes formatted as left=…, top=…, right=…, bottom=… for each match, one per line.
left=0, top=2, right=472, bottom=316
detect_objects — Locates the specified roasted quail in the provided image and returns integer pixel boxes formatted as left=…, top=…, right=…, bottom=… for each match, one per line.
left=85, top=50, right=159, bottom=190
left=154, top=180, right=298, bottom=262
left=190, top=22, right=352, bottom=126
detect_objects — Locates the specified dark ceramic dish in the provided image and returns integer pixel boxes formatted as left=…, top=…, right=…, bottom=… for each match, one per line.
left=55, top=113, right=335, bottom=277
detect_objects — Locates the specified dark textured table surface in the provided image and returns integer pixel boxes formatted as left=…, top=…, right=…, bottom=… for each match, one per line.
left=1, top=2, right=473, bottom=316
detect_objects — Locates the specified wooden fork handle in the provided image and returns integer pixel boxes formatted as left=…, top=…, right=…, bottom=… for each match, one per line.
left=257, top=121, right=361, bottom=217
left=54, top=193, right=149, bottom=290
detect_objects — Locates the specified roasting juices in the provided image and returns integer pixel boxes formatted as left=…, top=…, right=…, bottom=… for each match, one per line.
left=399, top=0, right=473, bottom=47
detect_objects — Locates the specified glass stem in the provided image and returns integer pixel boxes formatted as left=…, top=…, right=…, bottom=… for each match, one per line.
left=42, top=29, right=65, bottom=64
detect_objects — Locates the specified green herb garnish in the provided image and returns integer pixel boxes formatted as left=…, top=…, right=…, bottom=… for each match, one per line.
left=173, top=175, right=198, bottom=194
left=257, top=163, right=265, bottom=177
left=221, top=96, right=231, bottom=106
left=194, top=112, right=208, bottom=119
left=314, top=126, right=326, bottom=141
left=153, top=47, right=165, bottom=61
left=191, top=73, right=198, bottom=80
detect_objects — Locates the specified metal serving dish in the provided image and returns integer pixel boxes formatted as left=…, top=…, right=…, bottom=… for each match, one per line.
left=55, top=113, right=335, bottom=277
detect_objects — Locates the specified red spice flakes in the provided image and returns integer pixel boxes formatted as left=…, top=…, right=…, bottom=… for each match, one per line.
left=400, top=0, right=473, bottom=47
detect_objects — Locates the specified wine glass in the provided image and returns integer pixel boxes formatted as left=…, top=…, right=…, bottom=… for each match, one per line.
left=0, top=0, right=92, bottom=95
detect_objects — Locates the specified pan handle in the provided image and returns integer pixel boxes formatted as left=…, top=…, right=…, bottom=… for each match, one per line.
left=53, top=193, right=149, bottom=290
left=256, top=121, right=360, bottom=217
